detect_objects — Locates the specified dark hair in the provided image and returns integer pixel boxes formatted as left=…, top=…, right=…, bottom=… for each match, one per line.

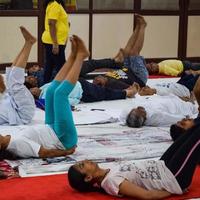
left=170, top=124, right=187, bottom=141
left=126, top=110, right=145, bottom=128
left=68, top=166, right=103, bottom=193
left=24, top=80, right=33, bottom=89
left=0, top=149, right=18, bottom=161
left=44, top=0, right=65, bottom=9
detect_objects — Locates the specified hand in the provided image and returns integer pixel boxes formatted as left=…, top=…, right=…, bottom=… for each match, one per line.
left=52, top=44, right=59, bottom=55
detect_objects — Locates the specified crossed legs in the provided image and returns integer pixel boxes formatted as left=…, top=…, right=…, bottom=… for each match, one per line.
left=114, top=14, right=147, bottom=63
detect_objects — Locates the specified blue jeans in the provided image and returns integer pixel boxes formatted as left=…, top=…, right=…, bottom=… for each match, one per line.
left=124, top=56, right=148, bottom=85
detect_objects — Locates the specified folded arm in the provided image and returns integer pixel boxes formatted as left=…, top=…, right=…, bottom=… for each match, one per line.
left=119, top=180, right=171, bottom=200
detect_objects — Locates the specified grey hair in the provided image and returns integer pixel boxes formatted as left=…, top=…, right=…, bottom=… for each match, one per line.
left=126, top=110, right=146, bottom=128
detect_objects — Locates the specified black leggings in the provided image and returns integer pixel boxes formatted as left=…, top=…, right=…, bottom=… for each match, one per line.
left=160, top=124, right=200, bottom=190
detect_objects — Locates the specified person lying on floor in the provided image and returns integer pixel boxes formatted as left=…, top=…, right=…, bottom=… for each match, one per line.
left=88, top=14, right=148, bottom=90
left=0, top=35, right=88, bottom=159
left=170, top=76, right=200, bottom=141
left=68, top=123, right=200, bottom=200
left=29, top=79, right=138, bottom=108
left=146, top=59, right=200, bottom=76
left=25, top=14, right=148, bottom=92
left=0, top=26, right=36, bottom=125
left=122, top=93, right=198, bottom=128
left=139, top=71, right=199, bottom=102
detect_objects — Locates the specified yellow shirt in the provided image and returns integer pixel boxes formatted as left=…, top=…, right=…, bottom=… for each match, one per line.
left=42, top=1, right=69, bottom=45
left=158, top=59, right=184, bottom=76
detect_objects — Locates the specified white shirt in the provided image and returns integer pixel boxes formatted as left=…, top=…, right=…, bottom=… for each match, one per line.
left=101, top=160, right=183, bottom=196
left=120, top=94, right=198, bottom=127
left=7, top=124, right=64, bottom=158
left=154, top=82, right=190, bottom=98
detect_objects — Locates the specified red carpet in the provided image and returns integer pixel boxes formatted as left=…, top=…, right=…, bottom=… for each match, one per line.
left=149, top=75, right=177, bottom=79
left=0, top=167, right=199, bottom=200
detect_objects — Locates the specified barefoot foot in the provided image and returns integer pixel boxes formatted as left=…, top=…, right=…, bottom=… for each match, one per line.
left=125, top=82, right=140, bottom=98
left=20, top=26, right=37, bottom=44
left=73, top=35, right=90, bottom=59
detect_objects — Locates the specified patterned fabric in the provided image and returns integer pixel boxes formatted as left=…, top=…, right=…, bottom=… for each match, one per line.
left=0, top=161, right=19, bottom=180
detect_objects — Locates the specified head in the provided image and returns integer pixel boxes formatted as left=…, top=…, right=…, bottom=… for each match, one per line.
left=146, top=63, right=159, bottom=75
left=24, top=76, right=38, bottom=89
left=0, top=74, right=6, bottom=93
left=30, top=87, right=41, bottom=99
left=68, top=160, right=100, bottom=192
left=170, top=118, right=195, bottom=141
left=93, top=76, right=108, bottom=87
left=28, top=65, right=40, bottom=74
left=44, top=0, right=65, bottom=9
left=126, top=106, right=147, bottom=128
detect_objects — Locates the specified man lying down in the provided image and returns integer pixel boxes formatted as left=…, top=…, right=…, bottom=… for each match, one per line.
left=120, top=93, right=198, bottom=128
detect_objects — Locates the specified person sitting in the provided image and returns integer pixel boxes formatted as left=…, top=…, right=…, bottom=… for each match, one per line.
left=139, top=72, right=199, bottom=102
left=122, top=94, right=198, bottom=128
left=0, top=35, right=88, bottom=159
left=146, top=59, right=200, bottom=76
left=0, top=26, right=36, bottom=125
left=67, top=122, right=200, bottom=199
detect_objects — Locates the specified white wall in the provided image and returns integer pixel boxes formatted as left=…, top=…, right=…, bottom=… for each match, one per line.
left=0, top=17, right=37, bottom=63
left=187, top=16, right=200, bottom=57
left=141, top=16, right=179, bottom=58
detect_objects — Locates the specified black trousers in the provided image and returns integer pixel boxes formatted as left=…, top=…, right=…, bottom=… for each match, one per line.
left=160, top=124, right=200, bottom=190
left=79, top=78, right=126, bottom=102
left=43, top=44, right=66, bottom=84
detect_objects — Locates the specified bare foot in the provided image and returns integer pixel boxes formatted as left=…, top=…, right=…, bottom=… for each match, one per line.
left=135, top=14, right=147, bottom=27
left=20, top=26, right=37, bottom=44
left=113, top=48, right=125, bottom=63
left=64, top=146, right=76, bottom=155
left=69, top=36, right=77, bottom=58
left=125, top=82, right=140, bottom=98
left=0, top=74, right=6, bottom=93
left=73, top=35, right=90, bottom=59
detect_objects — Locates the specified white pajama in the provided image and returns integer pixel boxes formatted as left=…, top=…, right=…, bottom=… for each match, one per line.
left=0, top=67, right=35, bottom=125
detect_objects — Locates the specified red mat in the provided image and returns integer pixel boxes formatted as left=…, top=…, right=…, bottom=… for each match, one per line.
left=149, top=75, right=177, bottom=79
left=0, top=167, right=200, bottom=200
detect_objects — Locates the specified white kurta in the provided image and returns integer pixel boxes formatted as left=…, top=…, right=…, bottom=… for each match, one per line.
left=0, top=67, right=35, bottom=125
left=120, top=94, right=198, bottom=127
left=7, top=124, right=64, bottom=158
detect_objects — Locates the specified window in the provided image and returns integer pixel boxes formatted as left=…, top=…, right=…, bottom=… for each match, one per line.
left=66, top=0, right=89, bottom=11
left=141, top=0, right=179, bottom=10
left=93, top=0, right=134, bottom=10
left=189, top=0, right=200, bottom=10
left=0, top=0, right=38, bottom=10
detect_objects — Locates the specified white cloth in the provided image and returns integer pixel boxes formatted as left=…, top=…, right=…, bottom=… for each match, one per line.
left=120, top=94, right=198, bottom=127
left=0, top=67, right=35, bottom=125
left=7, top=124, right=64, bottom=158
left=154, top=82, right=190, bottom=98
left=101, top=160, right=183, bottom=196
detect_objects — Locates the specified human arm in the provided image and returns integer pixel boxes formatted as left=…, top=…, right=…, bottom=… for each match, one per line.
left=119, top=179, right=171, bottom=200
left=193, top=76, right=200, bottom=106
left=38, top=146, right=76, bottom=158
left=48, top=19, right=59, bottom=54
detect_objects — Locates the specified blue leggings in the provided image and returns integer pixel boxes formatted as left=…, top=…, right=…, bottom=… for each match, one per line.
left=45, top=80, right=77, bottom=149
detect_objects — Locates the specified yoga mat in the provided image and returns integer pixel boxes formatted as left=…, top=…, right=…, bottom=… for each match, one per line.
left=0, top=166, right=199, bottom=200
